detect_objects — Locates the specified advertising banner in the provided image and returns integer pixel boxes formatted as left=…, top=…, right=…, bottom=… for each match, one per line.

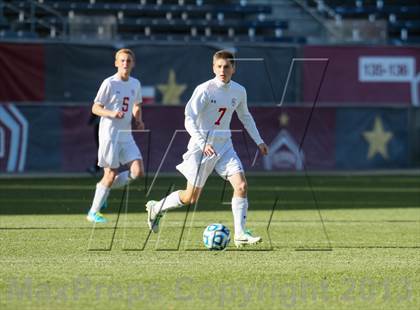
left=303, top=46, right=420, bottom=106
left=0, top=44, right=45, bottom=101
left=335, top=108, right=408, bottom=169
left=0, top=105, right=410, bottom=173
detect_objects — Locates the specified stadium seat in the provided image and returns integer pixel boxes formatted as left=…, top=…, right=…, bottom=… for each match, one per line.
left=0, top=29, right=38, bottom=39
left=0, top=0, right=302, bottom=43
left=306, top=0, right=420, bottom=43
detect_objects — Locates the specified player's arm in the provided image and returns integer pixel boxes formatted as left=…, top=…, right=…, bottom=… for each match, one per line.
left=92, top=102, right=124, bottom=119
left=92, top=80, right=124, bottom=119
left=185, top=87, right=210, bottom=152
left=235, top=91, right=269, bottom=156
left=132, top=102, right=144, bottom=129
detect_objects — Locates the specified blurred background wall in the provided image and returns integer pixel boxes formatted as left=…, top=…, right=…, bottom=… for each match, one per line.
left=0, top=0, right=419, bottom=173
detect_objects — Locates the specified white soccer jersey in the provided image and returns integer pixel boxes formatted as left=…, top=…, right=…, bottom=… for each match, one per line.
left=94, top=73, right=142, bottom=142
left=184, top=77, right=264, bottom=150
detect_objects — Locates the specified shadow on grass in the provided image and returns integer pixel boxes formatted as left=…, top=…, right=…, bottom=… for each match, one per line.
left=1, top=175, right=420, bottom=214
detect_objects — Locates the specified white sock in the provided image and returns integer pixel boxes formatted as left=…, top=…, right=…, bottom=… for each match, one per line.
left=89, top=183, right=110, bottom=213
left=111, top=171, right=132, bottom=189
left=232, top=197, right=248, bottom=236
left=155, top=190, right=183, bottom=213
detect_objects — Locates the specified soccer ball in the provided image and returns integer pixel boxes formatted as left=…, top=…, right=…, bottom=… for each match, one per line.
left=203, top=223, right=230, bottom=250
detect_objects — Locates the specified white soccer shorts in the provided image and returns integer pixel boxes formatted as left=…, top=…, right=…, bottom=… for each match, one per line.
left=176, top=144, right=244, bottom=188
left=98, top=139, right=142, bottom=169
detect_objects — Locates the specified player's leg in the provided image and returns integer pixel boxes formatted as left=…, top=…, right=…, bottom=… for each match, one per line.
left=150, top=182, right=203, bottom=215
left=151, top=182, right=203, bottom=215
left=228, top=172, right=248, bottom=236
left=147, top=183, right=202, bottom=220
left=111, top=141, right=143, bottom=189
left=87, top=167, right=118, bottom=223
left=87, top=139, right=119, bottom=223
left=129, top=158, right=144, bottom=179
left=146, top=182, right=203, bottom=233
left=146, top=147, right=213, bottom=233
left=215, top=147, right=261, bottom=246
left=111, top=159, right=144, bottom=189
left=179, top=182, right=202, bottom=205
left=228, top=172, right=262, bottom=247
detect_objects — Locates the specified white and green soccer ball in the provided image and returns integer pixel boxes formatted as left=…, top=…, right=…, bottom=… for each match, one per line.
left=203, top=223, right=230, bottom=250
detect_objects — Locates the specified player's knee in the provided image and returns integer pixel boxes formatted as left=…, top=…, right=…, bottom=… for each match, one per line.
left=130, top=162, right=144, bottom=179
left=189, top=196, right=198, bottom=204
left=181, top=193, right=193, bottom=204
left=181, top=192, right=199, bottom=205
left=130, top=169, right=143, bottom=179
left=102, top=171, right=117, bottom=186
left=235, top=181, right=248, bottom=195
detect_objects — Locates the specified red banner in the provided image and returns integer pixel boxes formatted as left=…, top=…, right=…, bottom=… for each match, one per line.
left=303, top=46, right=420, bottom=106
left=58, top=106, right=335, bottom=173
left=0, top=43, right=45, bottom=101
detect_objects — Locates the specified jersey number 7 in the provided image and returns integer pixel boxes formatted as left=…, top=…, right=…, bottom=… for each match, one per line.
left=214, top=107, right=227, bottom=125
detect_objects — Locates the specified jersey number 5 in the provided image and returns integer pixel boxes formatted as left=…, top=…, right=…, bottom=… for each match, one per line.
left=122, top=97, right=129, bottom=112
left=214, top=107, right=227, bottom=125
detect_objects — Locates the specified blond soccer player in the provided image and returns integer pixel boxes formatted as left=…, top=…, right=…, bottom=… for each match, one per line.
left=87, top=48, right=145, bottom=223
left=146, top=50, right=269, bottom=247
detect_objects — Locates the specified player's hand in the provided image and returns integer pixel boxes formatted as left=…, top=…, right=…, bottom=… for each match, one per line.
left=203, top=144, right=216, bottom=157
left=258, top=143, right=269, bottom=156
left=134, top=120, right=145, bottom=130
left=111, top=111, right=125, bottom=119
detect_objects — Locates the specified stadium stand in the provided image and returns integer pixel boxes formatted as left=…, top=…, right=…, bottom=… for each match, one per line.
left=303, top=0, right=420, bottom=44
left=0, top=0, right=305, bottom=43
left=1, top=0, right=418, bottom=44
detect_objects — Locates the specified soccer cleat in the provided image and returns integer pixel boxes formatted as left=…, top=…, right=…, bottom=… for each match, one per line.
left=234, top=230, right=262, bottom=247
left=86, top=211, right=108, bottom=223
left=146, top=200, right=162, bottom=233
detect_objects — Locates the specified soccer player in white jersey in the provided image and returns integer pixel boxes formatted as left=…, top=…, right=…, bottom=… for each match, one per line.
left=146, top=50, right=269, bottom=247
left=86, top=48, right=145, bottom=223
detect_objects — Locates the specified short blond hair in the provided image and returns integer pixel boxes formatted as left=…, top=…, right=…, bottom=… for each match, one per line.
left=115, top=48, right=135, bottom=62
left=213, top=50, right=235, bottom=67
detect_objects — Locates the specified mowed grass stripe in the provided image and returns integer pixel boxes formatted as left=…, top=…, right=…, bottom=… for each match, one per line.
left=1, top=219, right=419, bottom=230
left=1, top=184, right=420, bottom=192
left=0, top=199, right=418, bottom=207
left=0, top=176, right=419, bottom=310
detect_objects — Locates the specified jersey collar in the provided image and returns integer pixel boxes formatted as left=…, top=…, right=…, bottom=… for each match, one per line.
left=213, top=77, right=231, bottom=89
left=114, top=73, right=130, bottom=82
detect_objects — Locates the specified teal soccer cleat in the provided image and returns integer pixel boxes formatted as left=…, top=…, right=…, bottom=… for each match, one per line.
left=234, top=229, right=262, bottom=248
left=86, top=211, right=108, bottom=223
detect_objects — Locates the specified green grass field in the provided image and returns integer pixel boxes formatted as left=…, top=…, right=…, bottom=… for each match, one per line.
left=0, top=175, right=419, bottom=309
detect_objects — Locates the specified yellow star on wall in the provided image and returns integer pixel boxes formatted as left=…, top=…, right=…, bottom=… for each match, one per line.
left=278, top=113, right=289, bottom=127
left=157, top=69, right=187, bottom=105
left=362, top=116, right=393, bottom=159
